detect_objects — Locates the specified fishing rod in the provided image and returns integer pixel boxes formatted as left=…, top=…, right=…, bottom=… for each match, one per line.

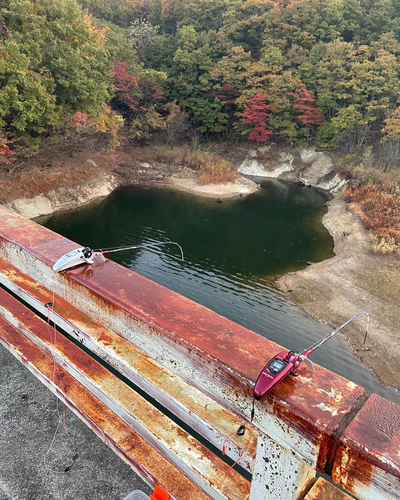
left=52, top=241, right=184, bottom=273
left=253, top=311, right=370, bottom=400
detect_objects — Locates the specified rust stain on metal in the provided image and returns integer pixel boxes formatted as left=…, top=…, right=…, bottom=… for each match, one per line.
left=0, top=286, right=251, bottom=499
left=65, top=257, right=366, bottom=446
left=0, top=258, right=258, bottom=467
left=332, top=393, right=400, bottom=493
left=304, top=477, right=353, bottom=499
left=0, top=314, right=212, bottom=500
left=0, top=207, right=369, bottom=473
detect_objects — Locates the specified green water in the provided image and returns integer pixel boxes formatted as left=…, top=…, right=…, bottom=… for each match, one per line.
left=35, top=179, right=400, bottom=403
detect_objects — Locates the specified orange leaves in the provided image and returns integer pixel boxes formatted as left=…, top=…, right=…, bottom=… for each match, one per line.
left=68, top=107, right=123, bottom=152
left=0, top=135, right=12, bottom=164
left=82, top=14, right=110, bottom=44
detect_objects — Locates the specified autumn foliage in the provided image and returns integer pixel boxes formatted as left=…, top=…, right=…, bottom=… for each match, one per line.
left=241, top=94, right=273, bottom=142
left=4, top=0, right=400, bottom=163
left=213, top=84, right=240, bottom=108
left=112, top=61, right=139, bottom=113
left=0, top=136, right=11, bottom=164
left=292, top=82, right=324, bottom=129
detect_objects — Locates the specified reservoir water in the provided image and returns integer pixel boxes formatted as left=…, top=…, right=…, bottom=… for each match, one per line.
left=35, top=179, right=400, bottom=404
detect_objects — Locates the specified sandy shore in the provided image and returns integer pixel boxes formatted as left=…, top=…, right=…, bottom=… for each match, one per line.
left=277, top=194, right=400, bottom=391
left=154, top=169, right=260, bottom=198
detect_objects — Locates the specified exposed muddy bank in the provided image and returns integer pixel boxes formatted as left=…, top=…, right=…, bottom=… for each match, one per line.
left=4, top=165, right=259, bottom=219
left=155, top=169, right=259, bottom=199
left=276, top=194, right=400, bottom=392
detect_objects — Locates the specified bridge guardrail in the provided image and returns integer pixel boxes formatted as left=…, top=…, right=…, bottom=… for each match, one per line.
left=0, top=205, right=399, bottom=499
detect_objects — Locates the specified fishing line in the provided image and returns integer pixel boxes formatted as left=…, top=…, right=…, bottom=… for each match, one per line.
left=43, top=274, right=79, bottom=474
left=94, top=241, right=184, bottom=262
left=53, top=241, right=185, bottom=273
left=217, top=425, right=251, bottom=487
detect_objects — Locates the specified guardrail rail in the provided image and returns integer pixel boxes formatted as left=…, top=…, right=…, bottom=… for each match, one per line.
left=0, top=205, right=399, bottom=500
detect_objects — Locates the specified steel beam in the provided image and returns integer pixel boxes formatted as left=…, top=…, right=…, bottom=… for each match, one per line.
left=0, top=257, right=257, bottom=473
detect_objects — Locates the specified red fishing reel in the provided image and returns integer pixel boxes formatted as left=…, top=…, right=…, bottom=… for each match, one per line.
left=253, top=350, right=302, bottom=400
left=253, top=311, right=370, bottom=401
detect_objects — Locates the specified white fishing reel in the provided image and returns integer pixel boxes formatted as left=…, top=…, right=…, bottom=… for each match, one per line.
left=53, top=247, right=96, bottom=272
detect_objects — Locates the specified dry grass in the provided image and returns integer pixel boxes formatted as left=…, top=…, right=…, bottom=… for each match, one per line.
left=151, top=146, right=238, bottom=184
left=343, top=185, right=400, bottom=244
left=341, top=162, right=400, bottom=255
left=0, top=162, right=99, bottom=202
left=339, top=162, right=400, bottom=189
left=197, top=153, right=237, bottom=185
left=370, top=234, right=400, bottom=255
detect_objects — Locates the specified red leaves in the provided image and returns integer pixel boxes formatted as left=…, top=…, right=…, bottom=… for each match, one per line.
left=112, top=60, right=139, bottom=112
left=241, top=93, right=273, bottom=142
left=213, top=83, right=240, bottom=108
left=0, top=136, right=12, bottom=164
left=292, top=81, right=324, bottom=127
left=69, top=112, right=89, bottom=133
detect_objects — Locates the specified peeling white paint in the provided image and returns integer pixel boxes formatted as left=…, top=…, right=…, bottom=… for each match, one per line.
left=313, top=403, right=337, bottom=416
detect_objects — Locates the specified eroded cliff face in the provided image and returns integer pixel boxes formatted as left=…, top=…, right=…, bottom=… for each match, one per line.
left=238, top=146, right=346, bottom=194
left=3, top=144, right=345, bottom=220
left=5, top=174, right=117, bottom=219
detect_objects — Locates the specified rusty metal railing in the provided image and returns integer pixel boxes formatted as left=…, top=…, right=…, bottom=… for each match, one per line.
left=0, top=205, right=399, bottom=500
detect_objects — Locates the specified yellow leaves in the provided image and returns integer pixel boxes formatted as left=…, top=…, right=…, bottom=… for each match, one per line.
left=381, top=107, right=400, bottom=142
left=82, top=14, right=110, bottom=45
left=145, top=105, right=166, bottom=130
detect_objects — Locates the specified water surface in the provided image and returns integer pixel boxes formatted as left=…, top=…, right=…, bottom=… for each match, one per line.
left=35, top=179, right=400, bottom=404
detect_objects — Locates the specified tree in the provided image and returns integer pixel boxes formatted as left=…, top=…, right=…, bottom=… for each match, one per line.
left=112, top=61, right=141, bottom=116
left=380, top=106, right=400, bottom=166
left=0, top=134, right=12, bottom=164
left=292, top=80, right=324, bottom=137
left=164, top=101, right=191, bottom=146
left=0, top=0, right=114, bottom=139
left=170, top=25, right=223, bottom=132
left=241, top=93, right=273, bottom=142
left=127, top=19, right=159, bottom=53
left=79, top=0, right=148, bottom=28
left=213, top=83, right=240, bottom=107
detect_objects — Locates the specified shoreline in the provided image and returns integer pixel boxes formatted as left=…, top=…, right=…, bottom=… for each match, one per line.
left=2, top=158, right=399, bottom=393
left=3, top=170, right=260, bottom=220
left=276, top=194, right=400, bottom=392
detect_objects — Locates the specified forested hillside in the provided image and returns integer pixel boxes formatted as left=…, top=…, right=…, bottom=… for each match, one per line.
left=2, top=0, right=400, bottom=165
